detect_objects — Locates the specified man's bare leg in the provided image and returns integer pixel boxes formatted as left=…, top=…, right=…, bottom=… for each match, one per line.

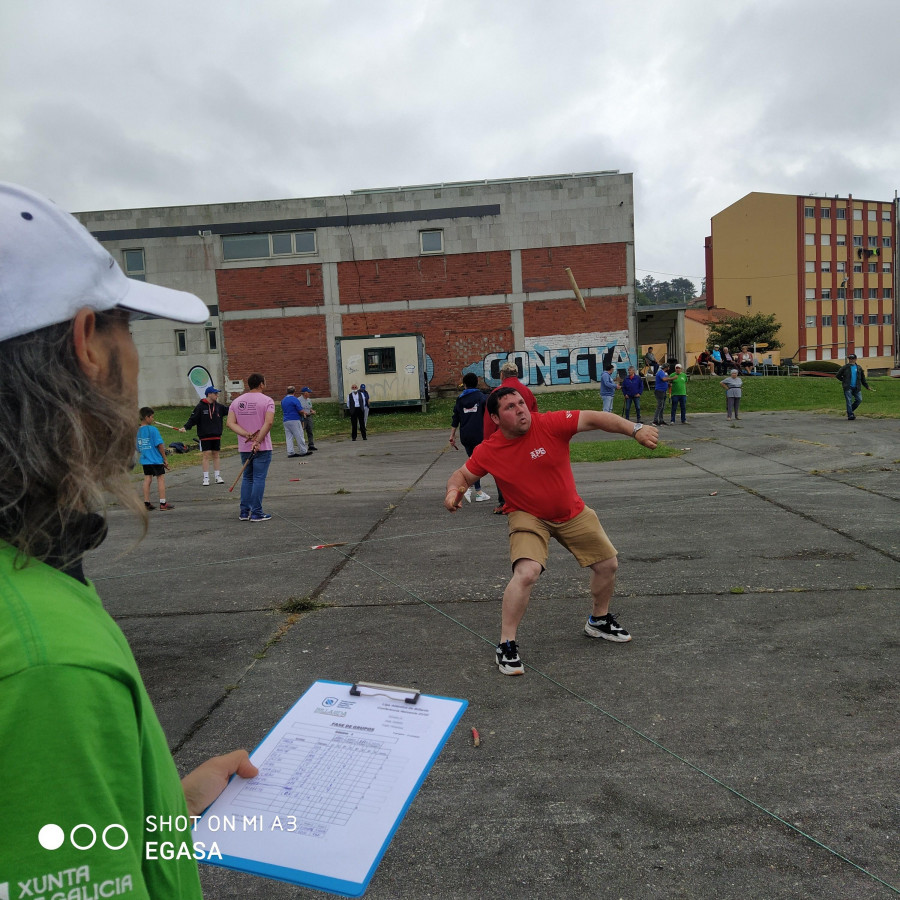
left=500, top=558, right=542, bottom=642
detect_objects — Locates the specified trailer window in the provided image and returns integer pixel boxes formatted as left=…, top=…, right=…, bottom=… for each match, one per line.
left=365, top=347, right=397, bottom=374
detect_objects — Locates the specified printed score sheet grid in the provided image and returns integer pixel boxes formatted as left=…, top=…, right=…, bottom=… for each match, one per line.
left=194, top=680, right=467, bottom=896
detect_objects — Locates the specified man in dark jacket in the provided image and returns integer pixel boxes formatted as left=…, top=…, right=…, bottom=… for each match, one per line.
left=449, top=373, right=490, bottom=502
left=181, top=386, right=228, bottom=484
left=835, top=354, right=875, bottom=420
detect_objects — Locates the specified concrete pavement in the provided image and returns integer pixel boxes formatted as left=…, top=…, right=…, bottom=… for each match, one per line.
left=88, top=410, right=900, bottom=899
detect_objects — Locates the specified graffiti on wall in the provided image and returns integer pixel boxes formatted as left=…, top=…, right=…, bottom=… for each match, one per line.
left=463, top=331, right=635, bottom=388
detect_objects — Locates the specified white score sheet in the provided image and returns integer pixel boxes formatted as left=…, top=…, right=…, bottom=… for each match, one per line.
left=193, top=679, right=467, bottom=896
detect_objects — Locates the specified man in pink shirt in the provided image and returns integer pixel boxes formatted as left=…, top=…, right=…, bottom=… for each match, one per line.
left=445, top=387, right=658, bottom=675
left=227, top=373, right=276, bottom=522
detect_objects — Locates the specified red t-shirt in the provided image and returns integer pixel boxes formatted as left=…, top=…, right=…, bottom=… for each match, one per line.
left=466, top=410, right=583, bottom=522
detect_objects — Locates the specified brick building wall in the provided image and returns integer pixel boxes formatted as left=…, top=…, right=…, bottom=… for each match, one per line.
left=79, top=172, right=638, bottom=402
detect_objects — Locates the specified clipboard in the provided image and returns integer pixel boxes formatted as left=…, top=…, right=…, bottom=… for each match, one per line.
left=193, top=679, right=467, bottom=896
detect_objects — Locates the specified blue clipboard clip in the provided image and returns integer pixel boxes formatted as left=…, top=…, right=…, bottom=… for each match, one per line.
left=349, top=681, right=421, bottom=705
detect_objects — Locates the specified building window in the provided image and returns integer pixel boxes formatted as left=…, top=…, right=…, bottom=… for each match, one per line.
left=868, top=263, right=877, bottom=273
left=836, top=261, right=846, bottom=272
left=885, top=289, right=893, bottom=300
left=884, top=263, right=893, bottom=273
left=837, top=314, right=847, bottom=326
left=820, top=233, right=830, bottom=246
left=222, top=231, right=317, bottom=261
left=821, top=289, right=831, bottom=300
left=853, top=209, right=862, bottom=220
left=837, top=288, right=846, bottom=299
left=123, top=249, right=146, bottom=281
left=869, top=288, right=878, bottom=299
left=820, top=207, right=831, bottom=219
left=868, top=236, right=878, bottom=248
left=853, top=263, right=862, bottom=273
left=206, top=329, right=218, bottom=352
left=805, top=315, right=816, bottom=328
left=853, top=288, right=863, bottom=299
left=868, top=210, right=876, bottom=221
left=364, top=347, right=397, bottom=374
left=868, top=314, right=878, bottom=325
left=883, top=236, right=892, bottom=248
left=853, top=314, right=864, bottom=326
left=804, top=206, right=815, bottom=218
left=821, top=261, right=831, bottom=273
left=884, top=312, right=894, bottom=323
left=805, top=261, right=815, bottom=273
left=805, top=288, right=815, bottom=300
left=822, top=315, right=832, bottom=326
left=746, top=295, right=752, bottom=307
left=882, top=210, right=891, bottom=221
left=852, top=236, right=863, bottom=247
left=175, top=330, right=187, bottom=353
left=836, top=234, right=846, bottom=246
left=836, top=207, right=847, bottom=220
left=419, top=230, right=444, bottom=254
left=805, top=233, right=815, bottom=246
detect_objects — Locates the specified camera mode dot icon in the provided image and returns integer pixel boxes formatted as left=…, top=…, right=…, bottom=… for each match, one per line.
left=38, top=823, right=65, bottom=850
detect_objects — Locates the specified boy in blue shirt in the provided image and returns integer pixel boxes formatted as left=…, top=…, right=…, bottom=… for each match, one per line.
left=137, top=407, right=173, bottom=510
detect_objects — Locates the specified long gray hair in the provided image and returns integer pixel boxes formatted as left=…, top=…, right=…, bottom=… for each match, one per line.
left=0, top=311, right=144, bottom=565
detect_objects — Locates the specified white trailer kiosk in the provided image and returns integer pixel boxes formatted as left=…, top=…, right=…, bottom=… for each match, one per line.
left=336, top=333, right=428, bottom=411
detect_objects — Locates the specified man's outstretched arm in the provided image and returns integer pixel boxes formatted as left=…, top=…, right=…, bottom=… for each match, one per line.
left=575, top=411, right=659, bottom=449
left=444, top=464, right=480, bottom=512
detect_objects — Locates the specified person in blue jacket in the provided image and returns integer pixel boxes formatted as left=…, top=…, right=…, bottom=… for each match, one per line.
left=448, top=373, right=491, bottom=502
left=621, top=365, right=644, bottom=422
left=835, top=354, right=875, bottom=420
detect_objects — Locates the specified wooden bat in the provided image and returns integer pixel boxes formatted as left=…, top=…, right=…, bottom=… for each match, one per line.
left=229, top=454, right=254, bottom=492
left=156, top=422, right=182, bottom=431
left=564, top=267, right=587, bottom=311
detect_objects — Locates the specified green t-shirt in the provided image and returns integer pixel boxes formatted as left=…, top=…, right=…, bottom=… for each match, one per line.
left=668, top=372, right=688, bottom=396
left=0, top=541, right=203, bottom=899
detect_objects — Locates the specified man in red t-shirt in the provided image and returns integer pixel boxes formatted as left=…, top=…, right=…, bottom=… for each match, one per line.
left=445, top=387, right=659, bottom=675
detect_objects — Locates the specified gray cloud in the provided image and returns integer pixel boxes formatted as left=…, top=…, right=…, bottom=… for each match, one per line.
left=2, top=0, right=898, bottom=291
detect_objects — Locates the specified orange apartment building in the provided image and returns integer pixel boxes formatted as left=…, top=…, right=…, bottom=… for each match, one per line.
left=705, top=192, right=898, bottom=371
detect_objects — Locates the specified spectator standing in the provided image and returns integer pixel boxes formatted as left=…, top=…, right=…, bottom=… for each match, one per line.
left=668, top=363, right=689, bottom=423
left=181, top=386, right=227, bottom=484
left=621, top=365, right=643, bottom=421
left=347, top=383, right=367, bottom=440
left=599, top=363, right=619, bottom=413
left=720, top=368, right=743, bottom=420
left=299, top=386, right=317, bottom=451
left=449, top=372, right=490, bottom=502
left=281, top=385, right=309, bottom=458
left=137, top=407, right=173, bottom=510
left=359, top=383, right=371, bottom=428
left=835, top=354, right=875, bottom=420
left=0, top=181, right=257, bottom=897
left=651, top=365, right=670, bottom=426
left=227, top=374, right=276, bottom=522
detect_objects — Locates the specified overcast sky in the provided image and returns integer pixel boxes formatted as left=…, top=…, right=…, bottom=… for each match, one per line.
left=2, top=0, right=898, bottom=291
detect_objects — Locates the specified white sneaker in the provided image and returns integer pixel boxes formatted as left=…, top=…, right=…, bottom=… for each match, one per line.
left=463, top=489, right=472, bottom=503
left=475, top=490, right=491, bottom=502
left=202, top=477, right=210, bottom=486
left=214, top=474, right=224, bottom=484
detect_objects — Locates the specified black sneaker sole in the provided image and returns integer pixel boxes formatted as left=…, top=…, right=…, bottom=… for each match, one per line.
left=584, top=623, right=632, bottom=642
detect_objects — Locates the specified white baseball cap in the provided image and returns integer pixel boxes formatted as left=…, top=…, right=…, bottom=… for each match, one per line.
left=0, top=182, right=210, bottom=343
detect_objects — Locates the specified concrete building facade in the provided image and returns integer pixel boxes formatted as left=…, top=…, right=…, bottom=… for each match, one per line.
left=75, top=172, right=639, bottom=404
left=706, top=191, right=898, bottom=371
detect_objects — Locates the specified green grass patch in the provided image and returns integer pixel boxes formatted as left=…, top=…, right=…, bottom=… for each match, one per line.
left=149, top=375, right=899, bottom=472
left=569, top=440, right=682, bottom=463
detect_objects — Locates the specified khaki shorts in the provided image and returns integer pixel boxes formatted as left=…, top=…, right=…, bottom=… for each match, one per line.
left=507, top=506, right=617, bottom=570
